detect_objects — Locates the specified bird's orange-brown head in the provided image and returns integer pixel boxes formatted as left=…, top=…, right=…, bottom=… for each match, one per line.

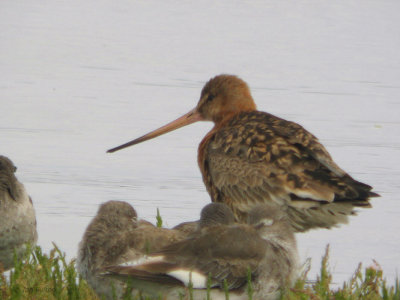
left=107, top=74, right=257, bottom=153
left=196, top=75, right=257, bottom=123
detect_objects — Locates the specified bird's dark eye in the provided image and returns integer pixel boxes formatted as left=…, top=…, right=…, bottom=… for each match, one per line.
left=207, top=94, right=215, bottom=102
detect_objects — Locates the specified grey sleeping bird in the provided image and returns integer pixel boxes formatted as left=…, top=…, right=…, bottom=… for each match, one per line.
left=105, top=202, right=299, bottom=300
left=76, top=200, right=193, bottom=299
left=0, top=155, right=37, bottom=271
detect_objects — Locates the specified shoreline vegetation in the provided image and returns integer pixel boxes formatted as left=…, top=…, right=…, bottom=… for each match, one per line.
left=0, top=244, right=399, bottom=300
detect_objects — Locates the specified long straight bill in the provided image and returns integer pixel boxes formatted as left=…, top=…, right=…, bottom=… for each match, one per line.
left=107, top=108, right=202, bottom=153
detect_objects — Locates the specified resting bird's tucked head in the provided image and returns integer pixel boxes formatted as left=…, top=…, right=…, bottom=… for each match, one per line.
left=199, top=202, right=235, bottom=228
left=0, top=155, right=17, bottom=174
left=0, top=155, right=20, bottom=200
left=248, top=204, right=294, bottom=241
left=95, top=200, right=138, bottom=229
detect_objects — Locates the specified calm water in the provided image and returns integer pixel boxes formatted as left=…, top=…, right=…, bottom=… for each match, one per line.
left=1, top=0, right=400, bottom=286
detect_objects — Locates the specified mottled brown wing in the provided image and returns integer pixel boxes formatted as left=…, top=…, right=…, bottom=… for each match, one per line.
left=203, top=111, right=375, bottom=222
left=265, top=112, right=347, bottom=177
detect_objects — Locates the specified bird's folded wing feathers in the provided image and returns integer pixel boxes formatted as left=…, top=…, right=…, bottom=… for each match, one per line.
left=206, top=112, right=375, bottom=204
left=269, top=114, right=346, bottom=177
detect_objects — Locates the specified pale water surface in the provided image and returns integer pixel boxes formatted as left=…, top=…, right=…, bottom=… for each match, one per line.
left=1, top=0, right=400, bottom=286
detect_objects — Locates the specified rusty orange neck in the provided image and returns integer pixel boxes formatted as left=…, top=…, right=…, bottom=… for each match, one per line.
left=212, top=98, right=257, bottom=126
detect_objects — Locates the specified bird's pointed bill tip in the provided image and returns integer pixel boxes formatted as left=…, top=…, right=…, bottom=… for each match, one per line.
left=105, top=108, right=202, bottom=153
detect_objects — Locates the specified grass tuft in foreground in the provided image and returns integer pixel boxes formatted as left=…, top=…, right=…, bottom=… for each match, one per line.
left=1, top=244, right=399, bottom=300
left=0, top=243, right=97, bottom=300
left=284, top=245, right=400, bottom=300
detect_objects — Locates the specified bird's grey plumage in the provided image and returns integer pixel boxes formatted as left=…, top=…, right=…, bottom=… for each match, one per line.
left=199, top=202, right=236, bottom=228
left=76, top=200, right=191, bottom=299
left=247, top=204, right=299, bottom=299
left=172, top=202, right=235, bottom=234
left=0, top=155, right=37, bottom=271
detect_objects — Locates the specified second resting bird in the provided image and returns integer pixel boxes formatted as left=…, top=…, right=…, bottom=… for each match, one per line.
left=105, top=203, right=299, bottom=300
left=108, top=74, right=379, bottom=232
left=77, top=200, right=191, bottom=299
